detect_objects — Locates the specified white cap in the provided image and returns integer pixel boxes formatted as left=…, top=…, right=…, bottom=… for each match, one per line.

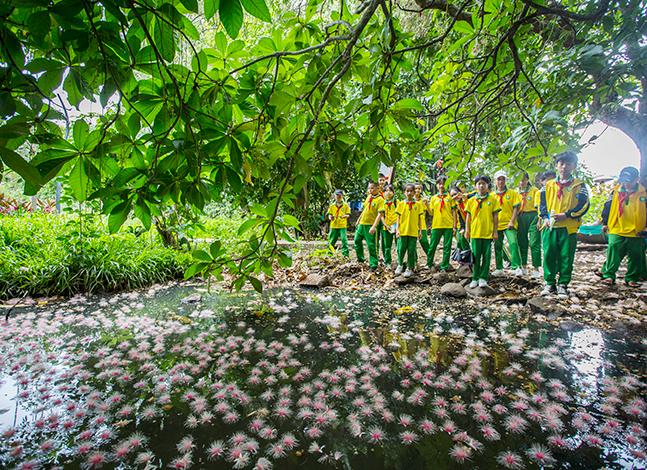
left=494, top=170, right=507, bottom=180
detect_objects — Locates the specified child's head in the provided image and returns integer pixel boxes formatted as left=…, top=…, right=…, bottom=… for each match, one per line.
left=520, top=172, right=530, bottom=187
left=618, top=166, right=639, bottom=189
left=436, top=176, right=448, bottom=194
left=378, top=173, right=387, bottom=187
left=334, top=189, right=343, bottom=202
left=383, top=184, right=395, bottom=200
left=449, top=185, right=462, bottom=201
left=404, top=183, right=416, bottom=200
left=367, top=181, right=379, bottom=195
left=542, top=170, right=556, bottom=185
left=414, top=183, right=424, bottom=198
left=474, top=175, right=491, bottom=195
left=555, top=152, right=578, bottom=179
left=494, top=171, right=507, bottom=191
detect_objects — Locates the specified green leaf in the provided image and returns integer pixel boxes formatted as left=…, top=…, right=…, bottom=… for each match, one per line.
left=184, top=262, right=203, bottom=279
left=0, top=92, right=16, bottom=117
left=69, top=158, right=91, bottom=201
left=0, top=148, right=41, bottom=187
left=282, top=214, right=300, bottom=227
left=180, top=0, right=199, bottom=12
left=154, top=18, right=176, bottom=62
left=205, top=0, right=220, bottom=19
left=133, top=200, right=152, bottom=229
left=248, top=275, right=263, bottom=293
left=73, top=119, right=89, bottom=149
left=209, top=240, right=223, bottom=258
left=391, top=98, right=424, bottom=112
left=241, top=0, right=270, bottom=22
left=192, top=249, right=213, bottom=262
left=238, top=217, right=260, bottom=235
left=108, top=201, right=131, bottom=233
left=219, top=0, right=244, bottom=39
left=27, top=11, right=51, bottom=43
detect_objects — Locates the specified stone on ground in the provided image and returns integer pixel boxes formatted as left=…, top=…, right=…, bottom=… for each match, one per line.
left=440, top=282, right=467, bottom=298
left=300, top=273, right=331, bottom=288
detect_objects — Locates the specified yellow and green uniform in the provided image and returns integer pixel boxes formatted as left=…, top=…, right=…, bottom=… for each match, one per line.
left=600, top=183, right=647, bottom=283
left=454, top=198, right=470, bottom=251
left=493, top=188, right=522, bottom=270
left=354, top=194, right=384, bottom=268
left=466, top=193, right=501, bottom=281
left=517, top=185, right=541, bottom=268
left=415, top=197, right=430, bottom=264
left=381, top=199, right=398, bottom=265
left=427, top=193, right=455, bottom=270
left=396, top=200, right=424, bottom=269
left=327, top=202, right=350, bottom=257
left=539, top=177, right=589, bottom=286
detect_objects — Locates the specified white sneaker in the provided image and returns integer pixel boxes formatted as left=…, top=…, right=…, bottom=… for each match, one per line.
left=491, top=269, right=504, bottom=277
left=531, top=269, right=541, bottom=278
left=403, top=268, right=413, bottom=278
left=556, top=285, right=569, bottom=298
left=395, top=265, right=403, bottom=275
left=478, top=279, right=488, bottom=288
left=521, top=267, right=528, bottom=275
left=540, top=284, right=556, bottom=296
left=512, top=268, right=524, bottom=276
left=504, top=261, right=511, bottom=269
left=468, top=280, right=478, bottom=288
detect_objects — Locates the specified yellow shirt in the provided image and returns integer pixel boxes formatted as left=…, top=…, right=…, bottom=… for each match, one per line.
left=416, top=198, right=428, bottom=229
left=534, top=189, right=542, bottom=215
left=396, top=200, right=424, bottom=237
left=466, top=193, right=501, bottom=239
left=519, top=186, right=539, bottom=213
left=544, top=178, right=588, bottom=234
left=382, top=199, right=398, bottom=228
left=429, top=194, right=455, bottom=229
left=608, top=184, right=647, bottom=237
left=358, top=195, right=384, bottom=225
left=495, top=188, right=522, bottom=230
left=327, top=202, right=350, bottom=229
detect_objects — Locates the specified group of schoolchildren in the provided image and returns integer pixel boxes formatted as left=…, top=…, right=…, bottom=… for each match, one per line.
left=327, top=151, right=647, bottom=297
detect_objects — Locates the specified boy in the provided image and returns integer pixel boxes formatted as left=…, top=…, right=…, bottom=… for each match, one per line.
left=450, top=186, right=470, bottom=251
left=492, top=171, right=523, bottom=277
left=427, top=176, right=456, bottom=271
left=380, top=184, right=398, bottom=267
left=599, top=167, right=647, bottom=287
left=414, top=183, right=431, bottom=265
left=517, top=172, right=541, bottom=277
left=327, top=189, right=351, bottom=257
left=465, top=175, right=500, bottom=288
left=395, top=183, right=424, bottom=277
left=539, top=152, right=589, bottom=297
left=355, top=181, right=384, bottom=269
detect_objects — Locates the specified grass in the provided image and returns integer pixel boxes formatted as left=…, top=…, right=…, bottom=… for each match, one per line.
left=0, top=213, right=190, bottom=299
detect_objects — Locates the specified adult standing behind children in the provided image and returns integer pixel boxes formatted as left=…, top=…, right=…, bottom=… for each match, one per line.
left=492, top=171, right=523, bottom=277
left=539, top=151, right=589, bottom=298
left=355, top=181, right=384, bottom=270
left=517, top=172, right=542, bottom=278
left=327, top=189, right=351, bottom=257
left=598, top=167, right=647, bottom=287
left=427, top=176, right=456, bottom=271
left=465, top=175, right=500, bottom=288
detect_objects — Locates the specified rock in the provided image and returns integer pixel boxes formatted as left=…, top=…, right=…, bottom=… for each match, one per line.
left=456, top=264, right=472, bottom=279
left=527, top=296, right=565, bottom=317
left=300, top=273, right=331, bottom=288
left=440, top=282, right=467, bottom=298
left=465, top=284, right=497, bottom=297
left=181, top=294, right=202, bottom=304
left=459, top=278, right=472, bottom=287
left=413, top=275, right=433, bottom=284
left=395, top=275, right=415, bottom=286
left=432, top=272, right=451, bottom=283
left=332, top=262, right=362, bottom=277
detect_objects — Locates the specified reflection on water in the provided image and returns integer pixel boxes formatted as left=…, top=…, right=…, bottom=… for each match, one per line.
left=0, top=285, right=645, bottom=469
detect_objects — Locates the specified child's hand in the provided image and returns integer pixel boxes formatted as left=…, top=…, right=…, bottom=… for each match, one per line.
left=464, top=230, right=470, bottom=240
left=602, top=225, right=608, bottom=233
left=553, top=212, right=567, bottom=222
left=506, top=223, right=514, bottom=230
left=369, top=226, right=376, bottom=235
left=396, top=230, right=400, bottom=238
left=418, top=231, right=422, bottom=240
left=329, top=215, right=334, bottom=220
left=492, top=231, right=499, bottom=240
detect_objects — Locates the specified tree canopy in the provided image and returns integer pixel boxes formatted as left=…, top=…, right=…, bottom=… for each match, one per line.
left=1, top=0, right=645, bottom=286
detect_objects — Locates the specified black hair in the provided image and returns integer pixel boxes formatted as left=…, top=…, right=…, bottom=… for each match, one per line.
left=404, top=183, right=416, bottom=191
left=449, top=185, right=462, bottom=193
left=383, top=184, right=395, bottom=192
left=543, top=170, right=556, bottom=180
left=522, top=172, right=530, bottom=179
left=436, top=175, right=448, bottom=184
left=378, top=173, right=386, bottom=178
left=474, top=175, right=491, bottom=186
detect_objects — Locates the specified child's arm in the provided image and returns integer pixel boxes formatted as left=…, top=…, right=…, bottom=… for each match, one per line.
left=464, top=213, right=471, bottom=240
left=418, top=211, right=422, bottom=239
left=452, top=208, right=457, bottom=233
left=492, top=212, right=499, bottom=239
left=396, top=214, right=401, bottom=238
left=369, top=212, right=383, bottom=234
left=509, top=205, right=519, bottom=229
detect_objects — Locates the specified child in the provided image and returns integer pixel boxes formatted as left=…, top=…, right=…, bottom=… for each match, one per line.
left=465, top=175, right=500, bottom=288
left=395, top=183, right=424, bottom=277
left=492, top=171, right=523, bottom=277
left=517, top=172, right=542, bottom=277
left=450, top=186, right=470, bottom=251
left=327, top=189, right=351, bottom=257
left=414, top=183, right=431, bottom=265
left=599, top=167, right=647, bottom=287
left=539, top=152, right=589, bottom=297
left=381, top=184, right=398, bottom=267
left=355, top=181, right=384, bottom=269
left=427, top=176, right=456, bottom=271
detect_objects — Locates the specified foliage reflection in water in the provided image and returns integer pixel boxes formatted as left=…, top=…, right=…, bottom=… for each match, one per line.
left=0, top=285, right=645, bottom=469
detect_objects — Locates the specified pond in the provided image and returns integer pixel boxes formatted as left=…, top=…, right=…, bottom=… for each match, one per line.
left=0, top=284, right=645, bottom=469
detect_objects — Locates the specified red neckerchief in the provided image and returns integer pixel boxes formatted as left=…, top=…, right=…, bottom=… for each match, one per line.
left=385, top=199, right=395, bottom=208
left=439, top=193, right=446, bottom=212
left=556, top=180, right=572, bottom=199
left=458, top=200, right=466, bottom=218
left=520, top=185, right=530, bottom=211
left=617, top=185, right=637, bottom=217
left=474, top=194, right=488, bottom=217
left=406, top=200, right=415, bottom=210
left=367, top=196, right=373, bottom=210
left=334, top=204, right=343, bottom=219
left=497, top=189, right=506, bottom=206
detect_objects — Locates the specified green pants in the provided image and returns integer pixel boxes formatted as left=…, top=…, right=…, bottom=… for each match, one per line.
left=471, top=238, right=492, bottom=281
left=397, top=236, right=417, bottom=269
left=518, top=212, right=541, bottom=268
left=494, top=229, right=522, bottom=270
left=354, top=224, right=378, bottom=268
left=428, top=228, right=453, bottom=270
left=542, top=228, right=577, bottom=286
left=381, top=229, right=395, bottom=266
left=328, top=228, right=349, bottom=257
left=456, top=231, right=469, bottom=251
left=601, top=234, right=646, bottom=283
